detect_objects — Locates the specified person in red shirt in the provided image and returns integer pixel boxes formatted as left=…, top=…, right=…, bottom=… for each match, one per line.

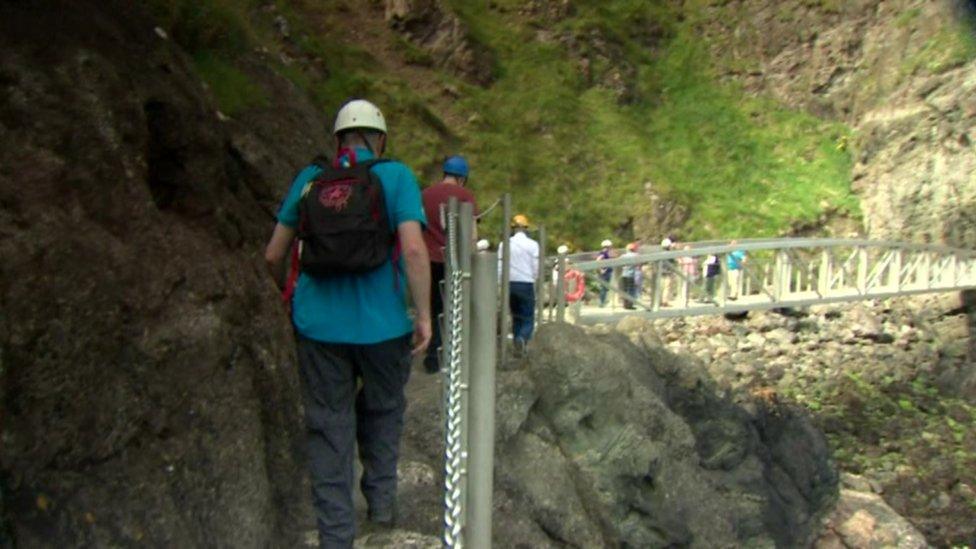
left=421, top=155, right=478, bottom=373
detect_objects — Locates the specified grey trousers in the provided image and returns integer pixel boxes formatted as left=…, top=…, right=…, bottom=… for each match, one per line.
left=296, top=334, right=412, bottom=548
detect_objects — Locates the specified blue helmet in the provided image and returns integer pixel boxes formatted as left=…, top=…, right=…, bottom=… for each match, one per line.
left=443, top=155, right=469, bottom=178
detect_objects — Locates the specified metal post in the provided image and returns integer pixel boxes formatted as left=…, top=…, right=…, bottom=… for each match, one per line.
left=458, top=202, right=474, bottom=538
left=818, top=249, right=830, bottom=295
left=719, top=254, right=728, bottom=307
left=610, top=266, right=619, bottom=311
left=651, top=261, right=662, bottom=311
left=921, top=252, right=932, bottom=289
left=682, top=264, right=690, bottom=308
left=555, top=250, right=567, bottom=322
left=467, top=248, right=497, bottom=549
left=889, top=249, right=902, bottom=291
left=785, top=252, right=794, bottom=295
left=536, top=226, right=547, bottom=327
left=856, top=246, right=868, bottom=294
left=499, top=194, right=512, bottom=362
left=951, top=254, right=960, bottom=286
left=773, top=250, right=786, bottom=301
left=546, top=257, right=555, bottom=322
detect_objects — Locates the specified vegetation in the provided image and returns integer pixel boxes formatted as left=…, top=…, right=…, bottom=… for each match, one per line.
left=445, top=0, right=857, bottom=246
left=904, top=24, right=976, bottom=75
left=145, top=0, right=859, bottom=248
left=783, top=366, right=976, bottom=540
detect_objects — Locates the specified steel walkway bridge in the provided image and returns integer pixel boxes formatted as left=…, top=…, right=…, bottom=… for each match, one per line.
left=546, top=238, right=976, bottom=325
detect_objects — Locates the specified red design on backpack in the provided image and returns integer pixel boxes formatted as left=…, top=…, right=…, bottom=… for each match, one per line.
left=320, top=184, right=352, bottom=211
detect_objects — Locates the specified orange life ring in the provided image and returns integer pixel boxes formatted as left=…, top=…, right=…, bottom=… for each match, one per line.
left=564, top=269, right=586, bottom=303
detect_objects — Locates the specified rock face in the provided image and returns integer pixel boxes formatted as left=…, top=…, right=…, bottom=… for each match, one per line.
left=384, top=0, right=495, bottom=86
left=641, top=296, right=976, bottom=545
left=0, top=1, right=318, bottom=545
left=816, top=474, right=928, bottom=549
left=492, top=323, right=838, bottom=547
left=698, top=0, right=976, bottom=248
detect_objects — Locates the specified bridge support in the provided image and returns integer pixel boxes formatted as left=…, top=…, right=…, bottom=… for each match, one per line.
left=857, top=246, right=868, bottom=294
left=774, top=250, right=788, bottom=300
left=888, top=249, right=902, bottom=291
left=818, top=250, right=830, bottom=296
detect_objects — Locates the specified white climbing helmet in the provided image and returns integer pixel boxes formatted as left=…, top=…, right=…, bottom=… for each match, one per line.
left=601, top=239, right=612, bottom=248
left=333, top=99, right=387, bottom=135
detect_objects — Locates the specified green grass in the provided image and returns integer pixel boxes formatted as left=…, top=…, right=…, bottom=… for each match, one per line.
left=903, top=22, right=976, bottom=75
left=434, top=1, right=857, bottom=247
left=192, top=53, right=268, bottom=115
left=895, top=8, right=923, bottom=28
left=148, top=0, right=272, bottom=116
left=148, top=0, right=861, bottom=249
left=146, top=0, right=259, bottom=54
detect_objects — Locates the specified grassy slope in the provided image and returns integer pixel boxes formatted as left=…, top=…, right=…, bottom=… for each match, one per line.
left=443, top=0, right=858, bottom=246
left=146, top=0, right=860, bottom=249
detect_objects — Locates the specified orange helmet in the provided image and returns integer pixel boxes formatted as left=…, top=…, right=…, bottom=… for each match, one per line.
left=511, top=214, right=530, bottom=228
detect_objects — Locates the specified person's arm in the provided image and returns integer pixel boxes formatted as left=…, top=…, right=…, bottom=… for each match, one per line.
left=399, top=220, right=432, bottom=355
left=264, top=223, right=295, bottom=290
left=265, top=164, right=319, bottom=291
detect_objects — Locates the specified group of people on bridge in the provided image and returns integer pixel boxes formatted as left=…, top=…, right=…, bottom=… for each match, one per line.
left=586, top=238, right=749, bottom=309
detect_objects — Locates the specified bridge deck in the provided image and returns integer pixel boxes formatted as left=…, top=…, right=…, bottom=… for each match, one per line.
left=570, top=284, right=976, bottom=324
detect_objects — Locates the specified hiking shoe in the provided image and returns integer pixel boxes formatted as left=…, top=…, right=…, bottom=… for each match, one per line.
left=368, top=505, right=396, bottom=527
left=513, top=339, right=527, bottom=357
left=423, top=356, right=440, bottom=374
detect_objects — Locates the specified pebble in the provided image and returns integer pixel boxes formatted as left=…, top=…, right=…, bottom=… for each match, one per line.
left=931, top=492, right=952, bottom=510
left=952, top=482, right=975, bottom=500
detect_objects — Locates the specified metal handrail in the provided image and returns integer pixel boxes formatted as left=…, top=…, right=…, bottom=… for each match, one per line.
left=572, top=238, right=976, bottom=271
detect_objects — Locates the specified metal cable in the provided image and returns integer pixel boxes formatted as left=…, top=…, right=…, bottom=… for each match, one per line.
left=474, top=197, right=502, bottom=220
left=443, top=209, right=465, bottom=548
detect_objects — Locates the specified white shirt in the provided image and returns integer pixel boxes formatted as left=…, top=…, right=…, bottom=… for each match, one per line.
left=499, top=231, right=540, bottom=283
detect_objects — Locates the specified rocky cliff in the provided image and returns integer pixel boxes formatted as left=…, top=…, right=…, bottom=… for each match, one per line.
left=0, top=1, right=327, bottom=545
left=696, top=0, right=976, bottom=247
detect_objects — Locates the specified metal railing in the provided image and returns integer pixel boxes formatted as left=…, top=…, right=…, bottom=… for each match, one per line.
left=550, top=238, right=976, bottom=324
left=440, top=198, right=497, bottom=548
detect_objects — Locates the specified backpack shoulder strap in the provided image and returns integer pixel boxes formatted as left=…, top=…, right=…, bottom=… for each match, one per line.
left=310, top=154, right=330, bottom=170
left=358, top=158, right=392, bottom=169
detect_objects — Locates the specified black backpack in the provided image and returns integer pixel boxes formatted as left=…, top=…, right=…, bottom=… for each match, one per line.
left=296, top=157, right=394, bottom=277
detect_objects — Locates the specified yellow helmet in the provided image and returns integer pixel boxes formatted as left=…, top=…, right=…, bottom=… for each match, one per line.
left=511, top=214, right=530, bottom=228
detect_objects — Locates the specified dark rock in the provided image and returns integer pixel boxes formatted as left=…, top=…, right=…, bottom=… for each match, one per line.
left=0, top=2, right=307, bottom=546
left=499, top=324, right=838, bottom=547
left=384, top=0, right=495, bottom=86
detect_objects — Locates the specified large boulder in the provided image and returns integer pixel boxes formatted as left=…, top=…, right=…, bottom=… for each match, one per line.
left=495, top=323, right=839, bottom=547
left=0, top=1, right=310, bottom=545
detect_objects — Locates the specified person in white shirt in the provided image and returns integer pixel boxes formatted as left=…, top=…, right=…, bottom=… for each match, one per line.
left=499, top=214, right=539, bottom=354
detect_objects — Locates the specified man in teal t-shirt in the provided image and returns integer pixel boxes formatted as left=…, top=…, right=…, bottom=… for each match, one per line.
left=264, top=100, right=430, bottom=548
